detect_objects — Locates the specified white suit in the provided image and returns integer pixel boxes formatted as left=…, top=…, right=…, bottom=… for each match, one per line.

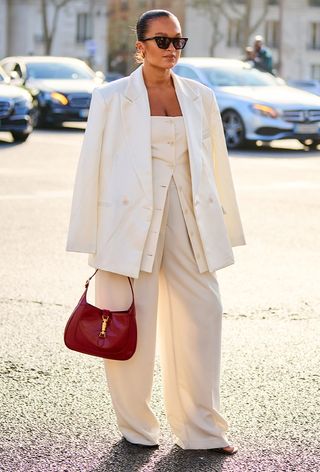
left=66, top=65, right=245, bottom=449
left=66, top=65, right=245, bottom=277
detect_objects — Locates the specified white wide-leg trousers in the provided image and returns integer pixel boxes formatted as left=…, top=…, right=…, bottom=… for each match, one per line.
left=95, top=179, right=229, bottom=449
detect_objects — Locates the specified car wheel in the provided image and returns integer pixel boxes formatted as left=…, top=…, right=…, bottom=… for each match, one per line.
left=36, top=110, right=50, bottom=128
left=298, top=139, right=320, bottom=150
left=221, top=109, right=246, bottom=149
left=31, top=106, right=40, bottom=128
left=11, top=131, right=31, bottom=142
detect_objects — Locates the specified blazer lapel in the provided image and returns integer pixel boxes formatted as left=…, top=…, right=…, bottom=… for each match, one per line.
left=172, top=72, right=203, bottom=199
left=121, top=66, right=203, bottom=203
left=121, top=66, right=152, bottom=203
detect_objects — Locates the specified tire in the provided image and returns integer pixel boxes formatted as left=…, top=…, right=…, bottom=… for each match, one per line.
left=221, top=109, right=246, bottom=149
left=298, top=139, right=320, bottom=150
left=11, top=131, right=31, bottom=142
left=31, top=105, right=40, bottom=128
left=36, top=109, right=49, bottom=128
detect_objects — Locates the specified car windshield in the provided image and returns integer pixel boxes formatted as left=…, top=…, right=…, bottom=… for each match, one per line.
left=26, top=62, right=95, bottom=80
left=200, top=64, right=280, bottom=87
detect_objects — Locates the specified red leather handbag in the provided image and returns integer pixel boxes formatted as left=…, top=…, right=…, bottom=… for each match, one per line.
left=64, top=270, right=137, bottom=360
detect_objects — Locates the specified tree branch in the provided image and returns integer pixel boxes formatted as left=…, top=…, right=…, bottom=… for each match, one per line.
left=227, top=0, right=243, bottom=17
left=41, top=0, right=74, bottom=54
left=219, top=2, right=235, bottom=22
left=250, top=0, right=269, bottom=35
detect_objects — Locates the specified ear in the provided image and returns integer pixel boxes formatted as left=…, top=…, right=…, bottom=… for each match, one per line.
left=135, top=40, right=145, bottom=53
left=135, top=40, right=145, bottom=62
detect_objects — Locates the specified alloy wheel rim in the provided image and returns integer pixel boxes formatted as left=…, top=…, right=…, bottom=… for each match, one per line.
left=222, top=111, right=244, bottom=148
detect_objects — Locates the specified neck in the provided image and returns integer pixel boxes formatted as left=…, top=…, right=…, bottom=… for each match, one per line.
left=142, top=62, right=173, bottom=88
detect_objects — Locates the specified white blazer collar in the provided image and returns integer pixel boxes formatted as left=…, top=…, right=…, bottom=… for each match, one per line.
left=122, top=65, right=203, bottom=202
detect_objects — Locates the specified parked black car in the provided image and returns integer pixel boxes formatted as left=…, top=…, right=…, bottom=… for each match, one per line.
left=0, top=56, right=105, bottom=127
left=0, top=66, right=34, bottom=142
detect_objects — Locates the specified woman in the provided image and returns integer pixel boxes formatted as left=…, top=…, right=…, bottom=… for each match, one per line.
left=66, top=9, right=245, bottom=453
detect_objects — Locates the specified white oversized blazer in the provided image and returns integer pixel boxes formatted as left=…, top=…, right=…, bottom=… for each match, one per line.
left=66, top=65, right=245, bottom=278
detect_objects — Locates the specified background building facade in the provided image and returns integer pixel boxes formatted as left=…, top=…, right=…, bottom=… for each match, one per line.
left=185, top=0, right=320, bottom=81
left=0, top=0, right=108, bottom=72
left=0, top=0, right=320, bottom=80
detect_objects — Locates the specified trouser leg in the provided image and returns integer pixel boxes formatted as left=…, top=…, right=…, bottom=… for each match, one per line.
left=95, top=203, right=168, bottom=445
left=158, top=179, right=230, bottom=449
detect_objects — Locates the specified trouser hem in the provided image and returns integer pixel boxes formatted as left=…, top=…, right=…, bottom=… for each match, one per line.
left=123, top=436, right=159, bottom=446
left=175, top=436, right=230, bottom=450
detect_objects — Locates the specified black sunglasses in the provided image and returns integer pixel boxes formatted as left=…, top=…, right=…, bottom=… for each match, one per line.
left=142, top=36, right=188, bottom=50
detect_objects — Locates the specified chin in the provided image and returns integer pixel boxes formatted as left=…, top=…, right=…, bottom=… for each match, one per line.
left=164, top=59, right=178, bottom=68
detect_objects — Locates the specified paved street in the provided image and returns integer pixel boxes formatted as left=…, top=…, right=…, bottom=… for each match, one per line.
left=0, top=128, right=319, bottom=472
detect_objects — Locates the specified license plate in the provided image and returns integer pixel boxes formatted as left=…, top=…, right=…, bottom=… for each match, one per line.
left=79, top=109, right=89, bottom=118
left=295, top=123, right=319, bottom=134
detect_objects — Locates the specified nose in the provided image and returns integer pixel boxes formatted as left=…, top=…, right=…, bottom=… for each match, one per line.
left=167, top=41, right=175, bottom=51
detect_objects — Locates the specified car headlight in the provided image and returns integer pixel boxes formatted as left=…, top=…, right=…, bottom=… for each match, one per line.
left=252, top=103, right=278, bottom=119
left=50, top=92, right=69, bottom=105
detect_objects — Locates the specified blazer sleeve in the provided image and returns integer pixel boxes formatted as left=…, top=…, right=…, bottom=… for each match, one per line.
left=66, top=87, right=106, bottom=253
left=209, top=90, right=246, bottom=247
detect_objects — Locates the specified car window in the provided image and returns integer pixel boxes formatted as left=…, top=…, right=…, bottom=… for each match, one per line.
left=200, top=65, right=280, bottom=87
left=174, top=65, right=200, bottom=81
left=26, top=62, right=95, bottom=80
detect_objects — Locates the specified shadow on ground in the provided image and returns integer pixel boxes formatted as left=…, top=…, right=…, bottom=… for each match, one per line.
left=91, top=439, right=228, bottom=472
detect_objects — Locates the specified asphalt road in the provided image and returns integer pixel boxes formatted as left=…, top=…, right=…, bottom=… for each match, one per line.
left=0, top=128, right=319, bottom=472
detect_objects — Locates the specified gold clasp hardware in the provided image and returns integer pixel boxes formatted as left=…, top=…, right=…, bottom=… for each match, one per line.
left=98, top=314, right=109, bottom=338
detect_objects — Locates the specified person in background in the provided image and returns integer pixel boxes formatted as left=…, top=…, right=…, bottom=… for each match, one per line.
left=253, top=35, right=273, bottom=74
left=243, top=46, right=256, bottom=67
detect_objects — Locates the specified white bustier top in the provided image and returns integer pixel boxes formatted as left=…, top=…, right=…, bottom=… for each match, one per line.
left=140, top=116, right=209, bottom=273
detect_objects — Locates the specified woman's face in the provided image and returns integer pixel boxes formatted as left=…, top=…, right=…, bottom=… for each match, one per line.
left=136, top=15, right=183, bottom=70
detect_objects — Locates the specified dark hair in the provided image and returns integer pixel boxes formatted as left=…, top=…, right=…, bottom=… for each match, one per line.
left=136, top=9, right=174, bottom=41
left=135, top=9, right=178, bottom=63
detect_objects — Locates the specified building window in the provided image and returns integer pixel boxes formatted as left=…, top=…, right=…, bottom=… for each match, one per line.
left=311, top=64, right=320, bottom=79
left=309, top=0, right=320, bottom=6
left=310, top=22, right=320, bottom=49
left=76, top=13, right=93, bottom=42
left=265, top=20, right=279, bottom=48
left=227, top=19, right=242, bottom=47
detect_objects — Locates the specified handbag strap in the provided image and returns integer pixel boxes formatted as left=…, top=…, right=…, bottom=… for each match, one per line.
left=85, top=269, right=134, bottom=302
